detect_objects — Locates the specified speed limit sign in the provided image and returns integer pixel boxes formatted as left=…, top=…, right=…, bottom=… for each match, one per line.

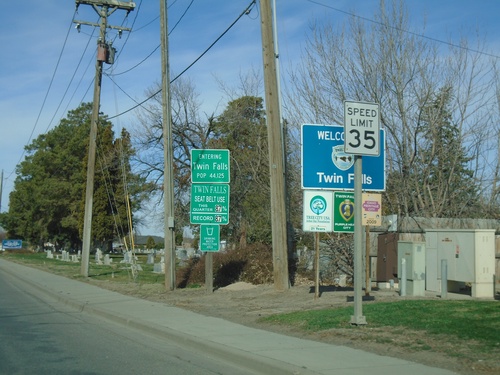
left=344, top=101, right=380, bottom=156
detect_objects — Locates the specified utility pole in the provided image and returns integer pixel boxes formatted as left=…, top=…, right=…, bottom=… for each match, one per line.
left=75, top=0, right=135, bottom=277
left=160, top=0, right=176, bottom=291
left=259, top=0, right=289, bottom=291
left=0, top=169, right=3, bottom=213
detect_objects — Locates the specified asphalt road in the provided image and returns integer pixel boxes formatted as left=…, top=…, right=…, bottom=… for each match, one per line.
left=0, top=270, right=256, bottom=375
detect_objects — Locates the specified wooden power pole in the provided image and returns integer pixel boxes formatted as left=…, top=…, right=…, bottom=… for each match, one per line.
left=75, top=0, right=135, bottom=277
left=160, top=0, right=176, bottom=291
left=0, top=169, right=3, bottom=213
left=259, top=0, right=289, bottom=291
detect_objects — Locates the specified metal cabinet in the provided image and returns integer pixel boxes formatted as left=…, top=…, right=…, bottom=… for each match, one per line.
left=397, top=241, right=426, bottom=296
left=425, top=229, right=495, bottom=298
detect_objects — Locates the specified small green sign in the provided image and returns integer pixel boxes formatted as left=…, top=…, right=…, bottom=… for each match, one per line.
left=191, top=149, right=230, bottom=183
left=200, top=224, right=220, bottom=252
left=190, top=184, right=230, bottom=224
left=333, top=191, right=355, bottom=232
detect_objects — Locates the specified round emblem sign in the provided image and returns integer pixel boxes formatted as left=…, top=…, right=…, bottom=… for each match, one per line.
left=310, top=195, right=327, bottom=215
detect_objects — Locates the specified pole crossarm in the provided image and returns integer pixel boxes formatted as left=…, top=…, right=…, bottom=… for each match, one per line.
left=75, top=0, right=136, bottom=11
left=73, top=19, right=132, bottom=32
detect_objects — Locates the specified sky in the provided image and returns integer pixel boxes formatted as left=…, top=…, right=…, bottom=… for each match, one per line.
left=1, top=0, right=499, bottom=235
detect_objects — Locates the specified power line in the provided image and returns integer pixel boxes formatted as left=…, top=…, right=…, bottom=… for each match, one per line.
left=44, top=27, right=97, bottom=134
left=6, top=10, right=78, bottom=182
left=104, top=0, right=143, bottom=73
left=108, top=0, right=194, bottom=77
left=108, top=0, right=257, bottom=120
left=131, top=0, right=179, bottom=33
left=307, top=0, right=500, bottom=60
left=105, top=73, right=158, bottom=117
left=108, top=45, right=160, bottom=77
left=61, top=51, right=97, bottom=123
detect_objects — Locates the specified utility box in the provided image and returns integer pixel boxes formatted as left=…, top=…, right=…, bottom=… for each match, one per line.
left=377, top=233, right=398, bottom=283
left=425, top=229, right=495, bottom=298
left=397, top=241, right=426, bottom=296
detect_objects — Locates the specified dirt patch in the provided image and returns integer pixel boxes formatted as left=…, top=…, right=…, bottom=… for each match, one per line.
left=86, top=278, right=499, bottom=375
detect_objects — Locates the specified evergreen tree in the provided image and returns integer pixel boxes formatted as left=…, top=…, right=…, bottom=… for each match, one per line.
left=210, top=96, right=272, bottom=245
left=6, top=104, right=91, bottom=249
left=414, top=86, right=479, bottom=217
left=2, top=103, right=146, bottom=250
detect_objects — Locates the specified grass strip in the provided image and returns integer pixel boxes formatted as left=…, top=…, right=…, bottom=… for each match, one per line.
left=260, top=300, right=500, bottom=352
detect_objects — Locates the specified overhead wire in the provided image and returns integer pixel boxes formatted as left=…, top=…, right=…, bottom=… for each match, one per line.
left=53, top=1, right=142, bottom=122
left=77, top=5, right=135, bottom=109
left=307, top=0, right=500, bottom=60
left=104, top=0, right=143, bottom=74
left=44, top=26, right=97, bottom=133
left=109, top=45, right=160, bottom=77
left=103, top=0, right=198, bottom=115
left=96, top=137, right=130, bottom=249
left=109, top=0, right=194, bottom=77
left=98, top=2, right=144, bottom=243
left=129, top=0, right=180, bottom=33
left=61, top=50, right=96, bottom=121
left=6, top=9, right=78, bottom=181
left=107, top=0, right=257, bottom=120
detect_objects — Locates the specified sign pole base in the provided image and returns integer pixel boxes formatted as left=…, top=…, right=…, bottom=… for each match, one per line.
left=351, top=155, right=367, bottom=325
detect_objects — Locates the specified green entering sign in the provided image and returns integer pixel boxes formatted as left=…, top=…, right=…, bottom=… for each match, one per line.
left=200, top=224, right=220, bottom=252
left=190, top=184, right=230, bottom=224
left=334, top=191, right=355, bottom=232
left=191, top=149, right=230, bottom=183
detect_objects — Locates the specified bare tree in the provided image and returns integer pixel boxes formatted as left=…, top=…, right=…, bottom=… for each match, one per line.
left=284, top=0, right=498, bottom=223
left=485, top=61, right=500, bottom=216
left=214, top=66, right=264, bottom=103
left=132, top=77, right=215, bottom=230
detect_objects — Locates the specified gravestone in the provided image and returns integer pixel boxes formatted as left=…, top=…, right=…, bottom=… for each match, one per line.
left=121, top=251, right=132, bottom=264
left=153, top=262, right=165, bottom=273
left=95, top=249, right=103, bottom=265
left=104, top=254, right=112, bottom=265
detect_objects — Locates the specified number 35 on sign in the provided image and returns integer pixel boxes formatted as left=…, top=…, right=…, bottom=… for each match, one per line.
left=344, top=101, right=380, bottom=156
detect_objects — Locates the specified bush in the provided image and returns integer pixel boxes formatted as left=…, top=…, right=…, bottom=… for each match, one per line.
left=175, top=243, right=275, bottom=288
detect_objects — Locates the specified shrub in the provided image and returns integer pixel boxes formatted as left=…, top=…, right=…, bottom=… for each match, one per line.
left=175, top=243, right=275, bottom=288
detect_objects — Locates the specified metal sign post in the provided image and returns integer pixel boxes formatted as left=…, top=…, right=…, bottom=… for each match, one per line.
left=344, top=101, right=380, bottom=326
left=351, top=155, right=367, bottom=325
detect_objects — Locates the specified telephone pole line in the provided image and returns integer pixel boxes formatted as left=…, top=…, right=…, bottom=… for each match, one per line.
left=75, top=0, right=135, bottom=277
left=160, top=0, right=176, bottom=291
left=260, top=0, right=289, bottom=291
left=0, top=169, right=3, bottom=213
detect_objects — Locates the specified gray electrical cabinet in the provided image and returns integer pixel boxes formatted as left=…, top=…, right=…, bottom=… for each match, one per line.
left=397, top=241, right=426, bottom=296
left=425, top=229, right=495, bottom=298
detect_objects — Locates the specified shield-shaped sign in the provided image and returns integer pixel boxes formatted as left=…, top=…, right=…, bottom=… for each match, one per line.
left=339, top=199, right=354, bottom=222
left=331, top=145, right=354, bottom=171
